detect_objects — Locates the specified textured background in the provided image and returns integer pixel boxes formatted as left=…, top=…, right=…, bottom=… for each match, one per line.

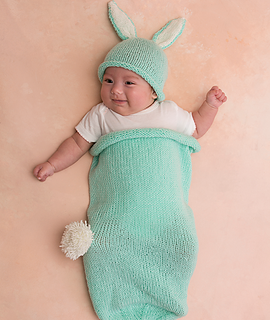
left=0, top=0, right=269, bottom=319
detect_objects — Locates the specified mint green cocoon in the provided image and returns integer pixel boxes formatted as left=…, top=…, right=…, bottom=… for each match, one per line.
left=83, top=128, right=201, bottom=320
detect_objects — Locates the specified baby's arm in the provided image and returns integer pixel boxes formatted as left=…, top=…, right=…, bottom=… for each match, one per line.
left=33, top=132, right=93, bottom=182
left=192, top=86, right=227, bottom=139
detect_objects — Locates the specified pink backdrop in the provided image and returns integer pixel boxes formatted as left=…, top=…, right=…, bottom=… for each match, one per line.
left=1, top=0, right=269, bottom=319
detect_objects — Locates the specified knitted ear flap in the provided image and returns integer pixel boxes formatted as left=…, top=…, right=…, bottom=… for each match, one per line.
left=152, top=18, right=186, bottom=49
left=108, top=0, right=137, bottom=40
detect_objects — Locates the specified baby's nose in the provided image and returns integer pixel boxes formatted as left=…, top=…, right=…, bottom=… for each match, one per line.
left=111, top=83, right=122, bottom=95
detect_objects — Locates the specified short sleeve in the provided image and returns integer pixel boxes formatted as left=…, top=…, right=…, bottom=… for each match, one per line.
left=179, top=110, right=196, bottom=136
left=159, top=101, right=196, bottom=136
left=75, top=104, right=103, bottom=143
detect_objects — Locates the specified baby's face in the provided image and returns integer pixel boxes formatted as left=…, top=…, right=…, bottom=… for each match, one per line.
left=101, top=67, right=157, bottom=116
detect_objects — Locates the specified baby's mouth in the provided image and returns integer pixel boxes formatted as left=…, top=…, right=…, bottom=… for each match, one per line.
left=112, top=99, right=127, bottom=104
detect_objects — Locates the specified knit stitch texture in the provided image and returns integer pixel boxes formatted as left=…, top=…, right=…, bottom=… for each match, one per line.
left=83, top=128, right=200, bottom=320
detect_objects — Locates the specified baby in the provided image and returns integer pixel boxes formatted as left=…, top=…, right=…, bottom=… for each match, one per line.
left=34, top=3, right=226, bottom=183
left=34, top=67, right=226, bottom=181
left=34, top=2, right=227, bottom=319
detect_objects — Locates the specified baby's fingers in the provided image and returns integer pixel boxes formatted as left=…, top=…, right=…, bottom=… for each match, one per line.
left=210, top=86, right=227, bottom=102
left=206, top=86, right=227, bottom=108
left=33, top=163, right=50, bottom=182
left=36, top=171, right=49, bottom=182
left=33, top=165, right=42, bottom=178
left=217, top=91, right=227, bottom=103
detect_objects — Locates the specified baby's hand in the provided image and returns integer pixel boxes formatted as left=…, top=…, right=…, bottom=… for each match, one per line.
left=33, top=161, right=55, bottom=182
left=206, top=86, right=227, bottom=109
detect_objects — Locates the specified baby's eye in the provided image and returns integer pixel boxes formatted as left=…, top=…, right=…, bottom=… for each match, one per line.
left=125, top=81, right=135, bottom=85
left=104, top=78, right=113, bottom=84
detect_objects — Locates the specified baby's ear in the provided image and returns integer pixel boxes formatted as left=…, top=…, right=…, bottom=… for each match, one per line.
left=152, top=18, right=186, bottom=49
left=152, top=89, right=158, bottom=100
left=108, top=1, right=137, bottom=40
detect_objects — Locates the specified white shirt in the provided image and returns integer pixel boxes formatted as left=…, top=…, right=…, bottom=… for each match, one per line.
left=75, top=101, right=196, bottom=143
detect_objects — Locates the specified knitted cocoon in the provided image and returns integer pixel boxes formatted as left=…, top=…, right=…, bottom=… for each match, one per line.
left=83, top=128, right=200, bottom=320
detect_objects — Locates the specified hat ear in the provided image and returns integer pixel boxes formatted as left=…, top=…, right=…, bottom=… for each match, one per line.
left=108, top=1, right=137, bottom=40
left=152, top=18, right=186, bottom=49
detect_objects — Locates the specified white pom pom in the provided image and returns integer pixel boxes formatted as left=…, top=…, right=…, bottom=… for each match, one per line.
left=60, top=220, right=94, bottom=260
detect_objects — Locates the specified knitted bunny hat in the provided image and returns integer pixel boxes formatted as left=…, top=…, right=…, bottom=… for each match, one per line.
left=98, top=1, right=186, bottom=101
